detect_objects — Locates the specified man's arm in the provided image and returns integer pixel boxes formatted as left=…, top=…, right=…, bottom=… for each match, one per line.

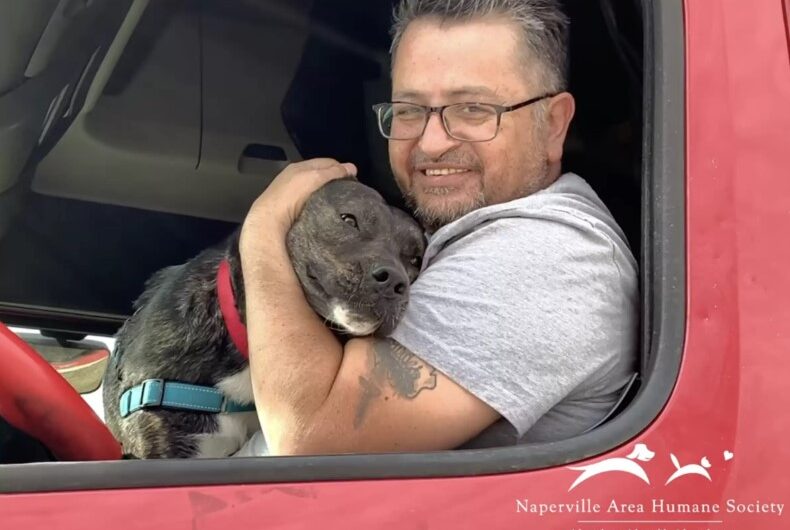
left=240, top=159, right=499, bottom=455
left=300, top=336, right=500, bottom=454
left=242, top=225, right=500, bottom=455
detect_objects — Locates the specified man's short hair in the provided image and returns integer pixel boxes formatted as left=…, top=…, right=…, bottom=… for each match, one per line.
left=390, top=0, right=570, bottom=93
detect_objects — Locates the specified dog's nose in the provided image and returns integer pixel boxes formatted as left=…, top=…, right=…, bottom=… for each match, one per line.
left=370, top=265, right=408, bottom=297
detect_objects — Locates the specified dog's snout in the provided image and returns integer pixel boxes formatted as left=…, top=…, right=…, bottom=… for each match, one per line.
left=370, top=265, right=408, bottom=297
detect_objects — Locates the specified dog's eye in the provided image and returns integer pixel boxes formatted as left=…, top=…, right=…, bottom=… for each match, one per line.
left=340, top=213, right=358, bottom=229
left=409, top=256, right=422, bottom=268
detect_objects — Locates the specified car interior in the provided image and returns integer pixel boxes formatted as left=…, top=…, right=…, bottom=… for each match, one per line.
left=0, top=0, right=646, bottom=465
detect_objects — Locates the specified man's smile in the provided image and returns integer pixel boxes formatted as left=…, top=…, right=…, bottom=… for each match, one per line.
left=419, top=177, right=468, bottom=192
left=423, top=168, right=469, bottom=176
left=413, top=165, right=477, bottom=189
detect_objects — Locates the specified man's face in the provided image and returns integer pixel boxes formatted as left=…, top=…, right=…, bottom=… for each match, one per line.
left=390, top=17, right=551, bottom=231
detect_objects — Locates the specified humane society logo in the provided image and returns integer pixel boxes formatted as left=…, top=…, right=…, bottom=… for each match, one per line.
left=514, top=444, right=785, bottom=526
left=567, top=443, right=723, bottom=490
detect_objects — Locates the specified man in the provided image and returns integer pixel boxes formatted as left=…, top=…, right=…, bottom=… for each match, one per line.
left=238, top=0, right=637, bottom=455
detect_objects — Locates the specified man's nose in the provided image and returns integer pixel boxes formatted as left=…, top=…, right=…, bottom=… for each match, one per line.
left=417, top=112, right=460, bottom=158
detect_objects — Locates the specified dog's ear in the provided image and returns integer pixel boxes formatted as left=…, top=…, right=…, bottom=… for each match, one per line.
left=389, top=206, right=424, bottom=239
left=133, top=266, right=179, bottom=310
left=389, top=205, right=427, bottom=261
left=388, top=205, right=418, bottom=225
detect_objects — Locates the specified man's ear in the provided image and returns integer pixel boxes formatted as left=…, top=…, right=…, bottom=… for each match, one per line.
left=545, top=92, right=575, bottom=166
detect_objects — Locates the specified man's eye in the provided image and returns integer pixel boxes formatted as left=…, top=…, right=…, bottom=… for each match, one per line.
left=394, top=106, right=424, bottom=120
left=460, top=104, right=493, bottom=116
left=340, top=213, right=358, bottom=229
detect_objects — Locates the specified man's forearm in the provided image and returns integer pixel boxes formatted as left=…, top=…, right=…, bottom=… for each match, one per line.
left=241, top=229, right=344, bottom=450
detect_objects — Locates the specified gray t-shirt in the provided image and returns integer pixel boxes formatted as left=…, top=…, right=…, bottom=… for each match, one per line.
left=390, top=172, right=638, bottom=448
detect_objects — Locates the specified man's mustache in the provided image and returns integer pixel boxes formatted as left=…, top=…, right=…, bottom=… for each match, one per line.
left=410, top=150, right=482, bottom=170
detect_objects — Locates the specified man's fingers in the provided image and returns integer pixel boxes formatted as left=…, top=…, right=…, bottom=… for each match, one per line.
left=314, top=161, right=356, bottom=179
left=243, top=158, right=358, bottom=239
left=290, top=159, right=356, bottom=176
left=311, top=163, right=357, bottom=185
left=290, top=158, right=342, bottom=172
left=341, top=163, right=358, bottom=178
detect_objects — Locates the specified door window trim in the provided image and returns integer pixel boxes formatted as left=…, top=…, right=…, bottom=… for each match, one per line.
left=0, top=0, right=685, bottom=493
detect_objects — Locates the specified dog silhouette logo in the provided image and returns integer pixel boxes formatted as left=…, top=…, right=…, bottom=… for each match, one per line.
left=567, top=443, right=655, bottom=491
left=665, top=454, right=712, bottom=485
left=567, top=444, right=734, bottom=491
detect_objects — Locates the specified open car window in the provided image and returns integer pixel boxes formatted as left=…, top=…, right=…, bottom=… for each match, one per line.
left=0, top=0, right=685, bottom=491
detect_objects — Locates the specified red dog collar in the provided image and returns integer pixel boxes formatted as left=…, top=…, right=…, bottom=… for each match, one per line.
left=217, top=259, right=249, bottom=359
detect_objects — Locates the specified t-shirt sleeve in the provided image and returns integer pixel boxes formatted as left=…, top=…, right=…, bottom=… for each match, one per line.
left=389, top=215, right=637, bottom=438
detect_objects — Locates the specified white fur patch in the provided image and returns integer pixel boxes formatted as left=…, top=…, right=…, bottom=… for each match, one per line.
left=192, top=367, right=259, bottom=458
left=215, top=366, right=254, bottom=403
left=331, top=303, right=379, bottom=336
left=194, top=412, right=259, bottom=458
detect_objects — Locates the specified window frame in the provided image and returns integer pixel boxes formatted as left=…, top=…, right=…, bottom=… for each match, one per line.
left=0, top=0, right=685, bottom=493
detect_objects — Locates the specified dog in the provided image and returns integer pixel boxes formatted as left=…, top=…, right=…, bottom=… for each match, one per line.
left=102, top=179, right=425, bottom=458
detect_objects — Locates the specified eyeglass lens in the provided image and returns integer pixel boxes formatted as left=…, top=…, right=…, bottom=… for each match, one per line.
left=379, top=103, right=499, bottom=141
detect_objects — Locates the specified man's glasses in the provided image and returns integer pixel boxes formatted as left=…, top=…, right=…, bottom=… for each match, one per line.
left=372, top=93, right=556, bottom=142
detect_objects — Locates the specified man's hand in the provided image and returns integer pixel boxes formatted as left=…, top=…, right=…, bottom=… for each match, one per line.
left=240, top=158, right=357, bottom=250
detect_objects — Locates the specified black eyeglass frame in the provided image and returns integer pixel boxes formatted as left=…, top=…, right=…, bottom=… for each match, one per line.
left=372, top=92, right=559, bottom=142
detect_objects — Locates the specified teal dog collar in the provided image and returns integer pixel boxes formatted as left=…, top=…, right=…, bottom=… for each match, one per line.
left=119, top=379, right=255, bottom=418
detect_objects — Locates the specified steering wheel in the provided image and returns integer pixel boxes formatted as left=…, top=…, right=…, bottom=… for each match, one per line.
left=0, top=322, right=121, bottom=461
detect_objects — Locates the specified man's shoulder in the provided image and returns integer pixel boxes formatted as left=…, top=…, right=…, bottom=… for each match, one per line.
left=434, top=173, right=609, bottom=234
left=425, top=173, right=633, bottom=268
left=430, top=174, right=621, bottom=249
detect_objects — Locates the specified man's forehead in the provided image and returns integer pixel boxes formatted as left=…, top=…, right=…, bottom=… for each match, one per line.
left=391, top=18, right=531, bottom=99
left=392, top=85, right=501, bottom=101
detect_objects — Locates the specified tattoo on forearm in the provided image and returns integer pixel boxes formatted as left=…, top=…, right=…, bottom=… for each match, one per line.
left=353, top=339, right=437, bottom=428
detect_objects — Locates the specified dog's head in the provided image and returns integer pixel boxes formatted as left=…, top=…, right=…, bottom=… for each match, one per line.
left=286, top=178, right=425, bottom=336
